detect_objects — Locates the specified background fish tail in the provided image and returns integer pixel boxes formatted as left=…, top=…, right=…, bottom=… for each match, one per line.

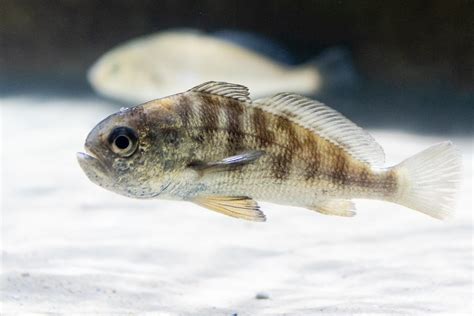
left=306, top=47, right=358, bottom=93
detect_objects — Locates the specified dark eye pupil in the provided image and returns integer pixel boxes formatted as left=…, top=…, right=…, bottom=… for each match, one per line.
left=108, top=126, right=138, bottom=156
left=115, top=135, right=130, bottom=149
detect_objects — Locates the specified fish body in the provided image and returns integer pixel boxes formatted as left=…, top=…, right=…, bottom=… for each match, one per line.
left=78, top=82, right=461, bottom=221
left=88, top=30, right=354, bottom=104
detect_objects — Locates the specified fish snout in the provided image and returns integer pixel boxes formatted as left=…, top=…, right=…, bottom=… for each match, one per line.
left=76, top=150, right=110, bottom=185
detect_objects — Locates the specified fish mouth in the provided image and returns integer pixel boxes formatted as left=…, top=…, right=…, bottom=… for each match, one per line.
left=76, top=147, right=110, bottom=184
left=77, top=147, right=101, bottom=165
left=76, top=151, right=99, bottom=165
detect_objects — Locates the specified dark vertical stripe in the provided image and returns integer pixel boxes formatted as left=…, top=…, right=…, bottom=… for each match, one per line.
left=175, top=95, right=191, bottom=128
left=271, top=116, right=300, bottom=181
left=304, top=133, right=321, bottom=181
left=331, top=149, right=349, bottom=185
left=252, top=107, right=275, bottom=147
left=225, top=99, right=245, bottom=153
left=383, top=170, right=398, bottom=196
left=199, top=94, right=219, bottom=134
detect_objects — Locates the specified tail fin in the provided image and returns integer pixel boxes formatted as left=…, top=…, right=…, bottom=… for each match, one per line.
left=309, top=47, right=358, bottom=92
left=393, top=141, right=462, bottom=220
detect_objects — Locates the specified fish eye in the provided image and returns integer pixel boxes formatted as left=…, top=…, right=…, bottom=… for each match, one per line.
left=108, top=127, right=138, bottom=157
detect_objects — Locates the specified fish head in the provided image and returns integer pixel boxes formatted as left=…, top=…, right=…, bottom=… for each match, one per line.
left=88, top=43, right=166, bottom=103
left=77, top=105, right=172, bottom=198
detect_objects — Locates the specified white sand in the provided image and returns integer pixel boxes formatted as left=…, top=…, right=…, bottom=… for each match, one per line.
left=1, top=96, right=472, bottom=315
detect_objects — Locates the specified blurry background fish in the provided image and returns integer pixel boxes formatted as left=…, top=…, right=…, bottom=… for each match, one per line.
left=1, top=0, right=472, bottom=133
left=87, top=29, right=356, bottom=103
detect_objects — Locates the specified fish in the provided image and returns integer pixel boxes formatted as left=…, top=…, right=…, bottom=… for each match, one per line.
left=88, top=30, right=355, bottom=104
left=212, top=29, right=295, bottom=65
left=77, top=81, right=462, bottom=222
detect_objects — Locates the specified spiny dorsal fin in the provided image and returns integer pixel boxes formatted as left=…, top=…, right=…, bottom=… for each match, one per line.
left=253, top=93, right=385, bottom=166
left=192, top=195, right=266, bottom=222
left=189, top=81, right=251, bottom=103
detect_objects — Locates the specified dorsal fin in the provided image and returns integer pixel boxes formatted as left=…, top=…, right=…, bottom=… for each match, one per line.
left=253, top=93, right=385, bottom=166
left=189, top=81, right=251, bottom=103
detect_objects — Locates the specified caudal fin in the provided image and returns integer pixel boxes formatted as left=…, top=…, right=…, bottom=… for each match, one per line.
left=394, top=141, right=462, bottom=220
left=310, top=47, right=358, bottom=91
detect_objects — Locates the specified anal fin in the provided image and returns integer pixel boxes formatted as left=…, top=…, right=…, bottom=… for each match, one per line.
left=310, top=199, right=356, bottom=217
left=193, top=195, right=266, bottom=222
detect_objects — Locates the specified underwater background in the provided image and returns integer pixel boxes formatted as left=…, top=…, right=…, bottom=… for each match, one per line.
left=1, top=0, right=473, bottom=133
left=1, top=1, right=472, bottom=314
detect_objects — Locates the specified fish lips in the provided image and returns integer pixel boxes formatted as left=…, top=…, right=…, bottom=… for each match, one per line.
left=76, top=150, right=111, bottom=187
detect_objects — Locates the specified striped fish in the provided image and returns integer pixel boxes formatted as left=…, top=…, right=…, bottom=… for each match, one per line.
left=77, top=81, right=461, bottom=222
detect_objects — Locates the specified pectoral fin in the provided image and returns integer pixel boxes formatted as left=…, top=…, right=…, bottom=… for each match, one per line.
left=192, top=195, right=266, bottom=222
left=188, top=150, right=265, bottom=176
left=310, top=199, right=356, bottom=217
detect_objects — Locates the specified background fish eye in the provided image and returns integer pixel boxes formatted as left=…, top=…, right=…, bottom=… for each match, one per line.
left=109, top=63, right=120, bottom=74
left=108, top=126, right=139, bottom=157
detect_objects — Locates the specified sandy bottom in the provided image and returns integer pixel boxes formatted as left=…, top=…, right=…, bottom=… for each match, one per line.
left=1, top=96, right=472, bottom=315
